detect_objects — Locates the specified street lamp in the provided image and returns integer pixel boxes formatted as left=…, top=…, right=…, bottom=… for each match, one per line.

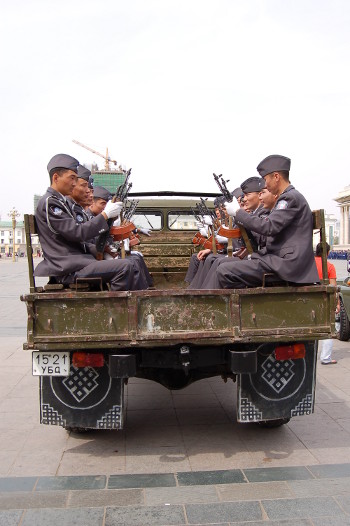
left=8, top=207, right=20, bottom=262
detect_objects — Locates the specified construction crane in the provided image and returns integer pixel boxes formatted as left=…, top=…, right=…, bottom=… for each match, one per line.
left=72, top=139, right=118, bottom=171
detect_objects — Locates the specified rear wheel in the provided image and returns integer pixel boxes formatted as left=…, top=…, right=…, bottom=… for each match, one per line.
left=338, top=298, right=350, bottom=341
left=65, top=426, right=89, bottom=434
left=256, top=418, right=290, bottom=428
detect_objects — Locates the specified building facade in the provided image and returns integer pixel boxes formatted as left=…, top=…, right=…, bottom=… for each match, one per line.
left=92, top=170, right=126, bottom=194
left=334, top=185, right=350, bottom=248
left=325, top=213, right=339, bottom=247
left=0, top=221, right=26, bottom=256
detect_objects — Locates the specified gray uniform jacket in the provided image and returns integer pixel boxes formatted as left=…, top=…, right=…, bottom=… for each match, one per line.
left=67, top=198, right=91, bottom=225
left=35, top=188, right=109, bottom=276
left=234, top=185, right=319, bottom=284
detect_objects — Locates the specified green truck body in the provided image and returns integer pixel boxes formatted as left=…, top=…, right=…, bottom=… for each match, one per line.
left=20, top=195, right=337, bottom=431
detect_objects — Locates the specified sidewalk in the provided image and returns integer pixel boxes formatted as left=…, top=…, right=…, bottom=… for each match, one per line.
left=1, top=464, right=350, bottom=525
left=1, top=339, right=350, bottom=478
left=1, top=259, right=350, bottom=524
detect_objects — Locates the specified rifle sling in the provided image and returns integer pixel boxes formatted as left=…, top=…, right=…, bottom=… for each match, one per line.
left=239, top=226, right=253, bottom=254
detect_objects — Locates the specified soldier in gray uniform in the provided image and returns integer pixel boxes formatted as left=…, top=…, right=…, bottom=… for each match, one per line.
left=68, top=165, right=93, bottom=224
left=189, top=179, right=264, bottom=289
left=68, top=169, right=152, bottom=289
left=202, top=154, right=320, bottom=289
left=240, top=177, right=264, bottom=214
left=35, top=154, right=146, bottom=291
left=88, top=186, right=112, bottom=217
left=186, top=189, right=244, bottom=287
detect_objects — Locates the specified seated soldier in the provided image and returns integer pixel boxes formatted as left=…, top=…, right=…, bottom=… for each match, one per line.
left=201, top=154, right=320, bottom=289
left=190, top=178, right=264, bottom=289
left=35, top=154, right=146, bottom=291
left=88, top=186, right=112, bottom=218
left=76, top=178, right=152, bottom=287
left=185, top=189, right=243, bottom=287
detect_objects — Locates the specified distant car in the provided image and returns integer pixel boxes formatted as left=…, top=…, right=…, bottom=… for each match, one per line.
left=338, top=277, right=350, bottom=341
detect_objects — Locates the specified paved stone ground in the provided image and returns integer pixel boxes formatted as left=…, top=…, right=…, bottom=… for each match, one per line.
left=1, top=258, right=350, bottom=524
left=1, top=466, right=350, bottom=525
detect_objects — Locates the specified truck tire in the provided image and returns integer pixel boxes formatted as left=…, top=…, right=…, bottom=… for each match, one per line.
left=256, top=418, right=290, bottom=428
left=339, top=298, right=350, bottom=341
left=64, top=426, right=89, bottom=434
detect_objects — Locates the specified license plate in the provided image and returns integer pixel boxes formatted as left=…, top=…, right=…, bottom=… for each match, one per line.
left=32, top=351, right=70, bottom=376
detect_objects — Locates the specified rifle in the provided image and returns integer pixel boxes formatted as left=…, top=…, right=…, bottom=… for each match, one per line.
left=95, top=168, right=133, bottom=260
left=115, top=168, right=132, bottom=202
left=212, top=172, right=253, bottom=255
left=199, top=197, right=218, bottom=228
left=191, top=207, right=202, bottom=223
left=123, top=199, right=139, bottom=223
left=195, top=198, right=219, bottom=254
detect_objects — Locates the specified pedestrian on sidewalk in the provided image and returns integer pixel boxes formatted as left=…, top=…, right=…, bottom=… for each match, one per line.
left=315, top=242, right=340, bottom=364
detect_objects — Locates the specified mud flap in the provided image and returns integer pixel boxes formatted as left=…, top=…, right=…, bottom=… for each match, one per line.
left=237, top=342, right=317, bottom=422
left=39, top=364, right=125, bottom=429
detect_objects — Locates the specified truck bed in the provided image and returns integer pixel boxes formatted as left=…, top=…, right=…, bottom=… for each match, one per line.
left=21, top=284, right=336, bottom=351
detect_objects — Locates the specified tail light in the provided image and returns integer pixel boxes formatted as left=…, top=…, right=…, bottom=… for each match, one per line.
left=72, top=352, right=104, bottom=367
left=275, top=344, right=306, bottom=361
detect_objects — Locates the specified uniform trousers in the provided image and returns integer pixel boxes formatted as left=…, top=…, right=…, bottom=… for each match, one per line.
left=58, top=259, right=142, bottom=291
left=201, top=257, right=266, bottom=289
left=129, top=253, right=153, bottom=287
left=185, top=254, right=201, bottom=284
left=189, top=254, right=226, bottom=289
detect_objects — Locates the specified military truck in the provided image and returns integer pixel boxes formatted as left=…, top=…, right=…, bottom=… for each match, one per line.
left=20, top=192, right=337, bottom=431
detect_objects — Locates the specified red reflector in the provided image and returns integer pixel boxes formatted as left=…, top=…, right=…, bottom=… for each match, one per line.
left=72, top=353, right=104, bottom=367
left=275, top=344, right=306, bottom=361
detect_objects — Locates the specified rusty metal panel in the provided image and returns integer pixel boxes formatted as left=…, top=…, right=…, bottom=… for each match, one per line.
left=139, top=244, right=193, bottom=256
left=22, top=286, right=335, bottom=350
left=137, top=293, right=232, bottom=335
left=143, top=256, right=191, bottom=269
left=139, top=231, right=194, bottom=243
left=33, top=295, right=129, bottom=338
left=240, top=288, right=334, bottom=334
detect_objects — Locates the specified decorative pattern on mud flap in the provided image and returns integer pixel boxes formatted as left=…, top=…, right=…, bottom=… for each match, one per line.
left=97, top=405, right=122, bottom=429
left=261, top=355, right=295, bottom=393
left=291, top=394, right=313, bottom=416
left=62, top=366, right=99, bottom=402
left=41, top=403, right=66, bottom=427
left=239, top=398, right=262, bottom=421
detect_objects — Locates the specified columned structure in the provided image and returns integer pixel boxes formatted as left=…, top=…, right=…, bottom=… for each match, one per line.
left=334, top=185, right=350, bottom=249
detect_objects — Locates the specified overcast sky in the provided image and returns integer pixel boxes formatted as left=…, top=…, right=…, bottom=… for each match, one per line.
left=1, top=0, right=349, bottom=219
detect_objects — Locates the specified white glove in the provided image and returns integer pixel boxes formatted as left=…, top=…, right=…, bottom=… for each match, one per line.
left=203, top=215, right=213, bottom=226
left=200, top=227, right=209, bottom=237
left=196, top=221, right=204, bottom=230
left=215, top=234, right=228, bottom=244
left=224, top=199, right=240, bottom=217
left=104, top=201, right=123, bottom=219
left=138, top=227, right=152, bottom=236
left=123, top=238, right=130, bottom=252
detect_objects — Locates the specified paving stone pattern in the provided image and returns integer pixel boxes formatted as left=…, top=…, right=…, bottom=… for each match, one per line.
left=0, top=466, right=349, bottom=524
left=1, top=258, right=350, bottom=524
